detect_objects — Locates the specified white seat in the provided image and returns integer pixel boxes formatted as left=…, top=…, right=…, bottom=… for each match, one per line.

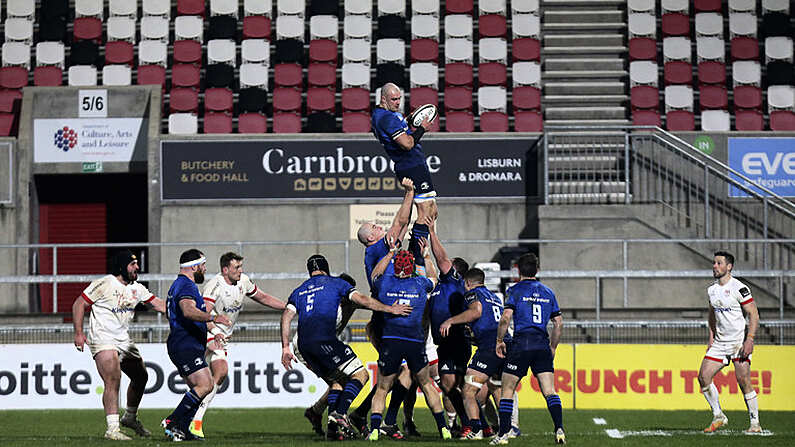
left=630, top=60, right=659, bottom=86
left=695, top=13, right=723, bottom=37
left=110, top=0, right=138, bottom=18
left=762, top=0, right=789, bottom=15
left=240, top=63, right=269, bottom=89
left=729, top=12, right=757, bottom=38
left=479, top=38, right=507, bottom=64
left=512, top=0, right=539, bottom=15
left=140, top=16, right=170, bottom=42
left=175, top=15, right=204, bottom=42
left=75, top=0, right=104, bottom=19
left=6, top=0, right=36, bottom=20
left=662, top=0, right=688, bottom=14
left=512, top=61, right=541, bottom=87
left=445, top=15, right=473, bottom=39
left=697, top=37, right=725, bottom=62
left=107, top=17, right=137, bottom=43
left=102, top=65, right=132, bottom=85
left=628, top=12, right=656, bottom=38
left=664, top=85, right=694, bottom=110
left=445, top=38, right=473, bottom=64
left=701, top=110, right=730, bottom=131
left=411, top=15, right=439, bottom=40
left=410, top=62, right=438, bottom=88
left=4, top=18, right=33, bottom=45
left=343, top=39, right=372, bottom=64
left=1, top=42, right=31, bottom=69
left=344, top=15, right=372, bottom=40
left=412, top=0, right=439, bottom=16
left=765, top=36, right=794, bottom=62
left=729, top=0, right=756, bottom=13
left=277, top=0, right=305, bottom=17
left=169, top=113, right=199, bottom=134
left=36, top=42, right=65, bottom=68
left=768, top=85, right=795, bottom=110
left=512, top=13, right=541, bottom=39
left=245, top=0, right=272, bottom=16
left=663, top=37, right=691, bottom=62
left=241, top=39, right=271, bottom=65
left=732, top=60, right=761, bottom=86
left=375, top=86, right=404, bottom=112
left=345, top=0, right=372, bottom=16
left=342, top=63, right=371, bottom=89
left=480, top=0, right=506, bottom=16
left=310, top=15, right=339, bottom=41
left=378, top=0, right=405, bottom=16
left=276, top=15, right=305, bottom=41
left=211, top=0, right=239, bottom=17
left=377, top=38, right=405, bottom=64
left=478, top=86, right=507, bottom=113
left=143, top=0, right=170, bottom=18
left=208, top=40, right=237, bottom=65
left=628, top=0, right=655, bottom=14
left=138, top=40, right=168, bottom=66
left=68, top=65, right=98, bottom=86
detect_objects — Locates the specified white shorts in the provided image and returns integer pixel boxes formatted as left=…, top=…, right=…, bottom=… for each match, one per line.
left=88, top=339, right=141, bottom=360
left=426, top=334, right=438, bottom=365
left=291, top=333, right=307, bottom=366
left=705, top=340, right=751, bottom=365
left=206, top=347, right=228, bottom=364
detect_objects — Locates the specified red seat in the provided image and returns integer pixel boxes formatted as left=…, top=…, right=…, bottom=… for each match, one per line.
left=243, top=15, right=272, bottom=40
left=630, top=85, right=659, bottom=109
left=733, top=85, right=762, bottom=109
left=0, top=67, right=29, bottom=89
left=342, top=111, right=372, bottom=132
left=105, top=41, right=134, bottom=66
left=478, top=62, right=507, bottom=86
left=169, top=88, right=199, bottom=113
left=342, top=87, right=371, bottom=111
left=697, top=61, right=726, bottom=85
left=694, top=0, right=722, bottom=12
left=479, top=14, right=507, bottom=38
left=664, top=61, right=692, bottom=85
left=446, top=0, right=474, bottom=14
left=699, top=85, right=728, bottom=109
left=735, top=109, right=764, bottom=130
left=629, top=37, right=657, bottom=61
left=444, top=86, right=472, bottom=111
left=410, top=39, right=439, bottom=62
left=238, top=112, right=268, bottom=133
left=445, top=111, right=475, bottom=132
left=174, top=40, right=203, bottom=65
left=666, top=110, right=695, bottom=131
left=203, top=112, right=233, bottom=133
left=273, top=112, right=302, bottom=133
left=34, top=66, right=63, bottom=86
left=205, top=87, right=234, bottom=112
left=409, top=87, right=439, bottom=109
left=309, top=39, right=338, bottom=64
left=444, top=63, right=474, bottom=87
left=137, top=65, right=166, bottom=90
left=274, top=63, right=303, bottom=88
left=74, top=17, right=102, bottom=42
left=770, top=111, right=795, bottom=130
left=0, top=89, right=22, bottom=113
left=273, top=87, right=302, bottom=112
left=307, top=87, right=335, bottom=113
left=479, top=111, right=509, bottom=132
left=512, top=86, right=541, bottom=111
left=177, top=0, right=205, bottom=16
left=308, top=63, right=336, bottom=87
left=511, top=38, right=541, bottom=61
left=662, top=13, right=689, bottom=37
left=731, top=37, right=759, bottom=61
left=0, top=112, right=16, bottom=136
left=632, top=109, right=662, bottom=126
left=514, top=110, right=543, bottom=132
left=172, top=63, right=201, bottom=88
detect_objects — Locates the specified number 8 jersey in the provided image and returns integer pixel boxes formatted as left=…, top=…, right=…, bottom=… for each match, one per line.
left=464, top=285, right=508, bottom=349
left=505, top=279, right=561, bottom=350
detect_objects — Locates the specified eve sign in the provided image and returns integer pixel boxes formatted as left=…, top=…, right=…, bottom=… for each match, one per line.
left=728, top=138, right=795, bottom=198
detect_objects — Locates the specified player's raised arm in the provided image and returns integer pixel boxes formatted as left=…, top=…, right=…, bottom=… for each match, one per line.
left=371, top=248, right=396, bottom=282
left=427, top=217, right=453, bottom=275
left=144, top=296, right=166, bottom=314
left=72, top=295, right=90, bottom=351
left=250, top=289, right=287, bottom=311
left=386, top=178, right=415, bottom=245
left=350, top=290, right=412, bottom=316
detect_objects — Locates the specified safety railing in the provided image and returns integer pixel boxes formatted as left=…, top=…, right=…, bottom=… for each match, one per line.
left=0, top=141, right=12, bottom=205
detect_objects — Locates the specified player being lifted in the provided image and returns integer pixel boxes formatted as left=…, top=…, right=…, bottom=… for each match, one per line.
left=189, top=252, right=287, bottom=439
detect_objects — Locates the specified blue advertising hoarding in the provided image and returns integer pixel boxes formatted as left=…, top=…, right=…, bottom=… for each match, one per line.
left=728, top=137, right=795, bottom=198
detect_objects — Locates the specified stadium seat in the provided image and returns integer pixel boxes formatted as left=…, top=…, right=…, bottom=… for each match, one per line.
left=68, top=66, right=98, bottom=86
left=697, top=61, right=726, bottom=85
left=242, top=40, right=271, bottom=66
left=697, top=37, right=725, bottom=62
left=209, top=16, right=238, bottom=40
left=701, top=110, right=730, bottom=130
left=762, top=0, right=789, bottom=14
left=0, top=67, right=29, bottom=89
left=239, top=87, right=268, bottom=113
left=34, top=66, right=63, bottom=86
left=277, top=0, right=305, bottom=16
left=700, top=85, right=728, bottom=109
left=7, top=0, right=36, bottom=20
left=346, top=0, right=373, bottom=16
left=244, top=0, right=272, bottom=16
left=169, top=88, right=200, bottom=113
left=273, top=112, right=302, bottom=133
left=110, top=0, right=137, bottom=18
left=445, top=15, right=473, bottom=40
left=479, top=63, right=507, bottom=86
left=76, top=0, right=104, bottom=19
left=36, top=42, right=65, bottom=68
left=630, top=60, right=658, bottom=86
left=343, top=39, right=372, bottom=64
left=205, top=88, right=234, bottom=112
left=38, top=16, right=67, bottom=42
left=662, top=0, right=688, bottom=14
left=273, top=87, right=302, bottom=111
left=445, top=110, right=475, bottom=132
left=0, top=112, right=17, bottom=137
left=206, top=64, right=235, bottom=89
left=140, top=17, right=170, bottom=42
left=168, top=113, right=198, bottom=134
left=243, top=15, right=272, bottom=40
left=514, top=110, right=543, bottom=131
left=42, top=0, right=69, bottom=19
left=695, top=0, right=722, bottom=12
left=734, top=109, right=764, bottom=130
left=631, top=85, right=660, bottom=109
left=175, top=16, right=204, bottom=43
left=766, top=60, right=795, bottom=85
left=762, top=12, right=792, bottom=37
left=277, top=16, right=305, bottom=41
left=695, top=13, right=723, bottom=37
left=734, top=85, right=762, bottom=109
left=512, top=38, right=541, bottom=61
left=666, top=110, right=695, bottom=130
left=377, top=39, right=407, bottom=65
left=665, top=85, right=694, bottom=110
left=376, top=62, right=407, bottom=89
left=444, top=86, right=473, bottom=111
left=632, top=109, right=662, bottom=126
left=446, top=38, right=473, bottom=64
left=203, top=112, right=234, bottom=133
left=729, top=13, right=756, bottom=38
left=409, top=86, right=439, bottom=109
left=412, top=15, right=439, bottom=41
left=629, top=37, right=657, bottom=61
left=310, top=15, right=339, bottom=41
left=770, top=111, right=795, bottom=130
left=208, top=40, right=237, bottom=66
left=105, top=41, right=134, bottom=66
left=513, top=86, right=542, bottom=111
left=662, top=13, right=690, bottom=36
left=4, top=18, right=34, bottom=45
left=238, top=112, right=268, bottom=133
left=513, top=61, right=541, bottom=88
left=480, top=0, right=507, bottom=16
left=732, top=61, right=761, bottom=87
left=342, top=63, right=371, bottom=89
left=478, top=86, right=507, bottom=114
left=378, top=0, right=406, bottom=16
left=240, top=63, right=269, bottom=90
left=663, top=37, right=692, bottom=63
left=480, top=111, right=509, bottom=132
left=377, top=14, right=407, bottom=39
left=274, top=63, right=303, bottom=88
left=731, top=36, right=760, bottom=61
left=512, top=13, right=541, bottom=39
left=765, top=37, right=794, bottom=63
left=342, top=111, right=372, bottom=133
left=410, top=63, right=439, bottom=89
left=306, top=111, right=337, bottom=132
left=480, top=14, right=507, bottom=38
left=309, top=39, right=338, bottom=64
left=410, top=39, right=439, bottom=63
left=307, top=87, right=336, bottom=113
left=70, top=41, right=99, bottom=67
left=446, top=0, right=474, bottom=15
left=344, top=15, right=372, bottom=41
left=512, top=0, right=540, bottom=15
left=275, top=39, right=305, bottom=64
left=729, top=0, right=755, bottom=13
left=664, top=61, right=693, bottom=85
left=172, top=40, right=202, bottom=65
left=102, top=65, right=132, bottom=86
left=308, top=0, right=338, bottom=16
left=108, top=17, right=137, bottom=42
left=767, top=85, right=795, bottom=112
left=136, top=65, right=166, bottom=90
left=140, top=40, right=168, bottom=67
left=2, top=42, right=32, bottom=69
left=629, top=13, right=656, bottom=39
left=177, top=0, right=206, bottom=16
left=342, top=87, right=371, bottom=111
left=143, top=0, right=171, bottom=18
left=211, top=0, right=239, bottom=17
left=0, top=89, right=23, bottom=112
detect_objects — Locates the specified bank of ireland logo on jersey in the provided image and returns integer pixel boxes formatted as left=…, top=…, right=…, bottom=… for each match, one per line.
left=54, top=126, right=78, bottom=152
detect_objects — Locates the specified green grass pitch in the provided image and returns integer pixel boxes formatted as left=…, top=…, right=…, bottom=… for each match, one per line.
left=0, top=408, right=792, bottom=446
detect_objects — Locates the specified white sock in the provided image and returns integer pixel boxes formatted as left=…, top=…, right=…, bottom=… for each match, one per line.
left=447, top=412, right=457, bottom=427
left=701, top=384, right=722, bottom=417
left=106, top=414, right=120, bottom=430
left=193, top=385, right=218, bottom=422
left=744, top=391, right=759, bottom=425
left=124, top=406, right=137, bottom=419
left=511, top=392, right=519, bottom=427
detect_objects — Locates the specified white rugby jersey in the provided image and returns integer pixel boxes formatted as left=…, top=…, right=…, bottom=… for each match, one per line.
left=81, top=275, right=154, bottom=344
left=203, top=272, right=258, bottom=337
left=707, top=276, right=754, bottom=343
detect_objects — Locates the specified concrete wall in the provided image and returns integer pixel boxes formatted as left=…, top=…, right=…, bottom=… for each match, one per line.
left=0, top=138, right=27, bottom=312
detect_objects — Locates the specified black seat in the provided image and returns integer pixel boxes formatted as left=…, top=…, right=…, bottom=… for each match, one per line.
left=766, top=60, right=795, bottom=86
left=275, top=38, right=305, bottom=64
left=40, top=0, right=70, bottom=20
left=376, top=62, right=407, bottom=89
left=305, top=111, right=337, bottom=132
left=38, top=16, right=67, bottom=42
left=206, top=64, right=235, bottom=89
left=762, top=12, right=792, bottom=38
left=308, top=1, right=339, bottom=16
left=208, top=16, right=238, bottom=40
left=70, top=41, right=99, bottom=66
left=239, top=87, right=268, bottom=113
left=377, top=14, right=406, bottom=39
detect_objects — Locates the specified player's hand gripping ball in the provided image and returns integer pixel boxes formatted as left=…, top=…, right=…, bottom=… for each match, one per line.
left=409, top=104, right=438, bottom=127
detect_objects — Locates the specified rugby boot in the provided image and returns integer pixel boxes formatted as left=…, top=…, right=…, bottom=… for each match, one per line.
left=507, top=426, right=521, bottom=438
left=555, top=428, right=566, bottom=444
left=120, top=414, right=151, bottom=437
left=403, top=419, right=421, bottom=437
left=104, top=428, right=132, bottom=441
left=489, top=433, right=510, bottom=445
left=188, top=420, right=205, bottom=440
left=459, top=426, right=483, bottom=440
left=441, top=426, right=453, bottom=440
left=349, top=412, right=370, bottom=437
left=745, top=424, right=763, bottom=434
left=379, top=424, right=405, bottom=440
left=328, top=411, right=357, bottom=439
left=704, top=413, right=728, bottom=433
left=304, top=407, right=324, bottom=436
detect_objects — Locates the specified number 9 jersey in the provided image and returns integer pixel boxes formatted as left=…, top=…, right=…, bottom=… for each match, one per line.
left=505, top=279, right=561, bottom=350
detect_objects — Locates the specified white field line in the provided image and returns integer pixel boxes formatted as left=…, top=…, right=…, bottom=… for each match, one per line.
left=605, top=429, right=623, bottom=438
left=592, top=418, right=607, bottom=425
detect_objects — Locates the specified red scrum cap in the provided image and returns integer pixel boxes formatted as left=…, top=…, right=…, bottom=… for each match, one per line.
left=393, top=250, right=415, bottom=278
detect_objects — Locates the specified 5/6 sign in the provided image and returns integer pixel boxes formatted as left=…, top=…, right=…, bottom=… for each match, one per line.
left=78, top=89, right=107, bottom=117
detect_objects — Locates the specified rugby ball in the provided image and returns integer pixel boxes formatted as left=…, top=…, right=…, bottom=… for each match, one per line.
left=409, top=104, right=438, bottom=127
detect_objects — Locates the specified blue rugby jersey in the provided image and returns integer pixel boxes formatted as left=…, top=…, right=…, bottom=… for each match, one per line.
left=374, top=273, right=434, bottom=343
left=371, top=107, right=427, bottom=171
left=505, top=279, right=561, bottom=349
left=166, top=275, right=207, bottom=351
left=287, top=275, right=356, bottom=344
left=429, top=268, right=468, bottom=344
left=464, top=286, right=508, bottom=349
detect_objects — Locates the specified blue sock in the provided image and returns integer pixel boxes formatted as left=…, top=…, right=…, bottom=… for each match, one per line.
left=328, top=389, right=342, bottom=413
left=409, top=224, right=429, bottom=267
left=168, top=388, right=202, bottom=429
left=385, top=383, right=407, bottom=426
left=432, top=411, right=448, bottom=432
left=498, top=398, right=513, bottom=435
left=370, top=413, right=383, bottom=432
left=337, top=379, right=364, bottom=415
left=545, top=394, right=563, bottom=431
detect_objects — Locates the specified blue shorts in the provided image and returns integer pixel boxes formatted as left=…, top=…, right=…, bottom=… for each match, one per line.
left=379, top=338, right=427, bottom=376
left=437, top=340, right=471, bottom=376
left=395, top=164, right=436, bottom=201
left=468, top=345, right=504, bottom=377
left=503, top=346, right=554, bottom=378
left=168, top=346, right=208, bottom=377
left=298, top=338, right=358, bottom=380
